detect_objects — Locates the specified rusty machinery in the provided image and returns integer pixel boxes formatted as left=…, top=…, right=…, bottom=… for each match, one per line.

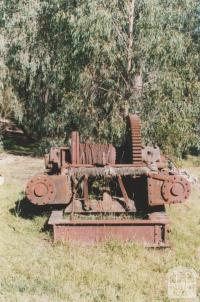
left=25, top=115, right=191, bottom=246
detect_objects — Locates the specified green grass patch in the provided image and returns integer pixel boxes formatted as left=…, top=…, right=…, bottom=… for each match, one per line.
left=0, top=154, right=199, bottom=301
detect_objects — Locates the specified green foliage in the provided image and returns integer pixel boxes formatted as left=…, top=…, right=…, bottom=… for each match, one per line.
left=0, top=3, right=23, bottom=121
left=2, top=0, right=200, bottom=156
left=136, top=0, right=200, bottom=155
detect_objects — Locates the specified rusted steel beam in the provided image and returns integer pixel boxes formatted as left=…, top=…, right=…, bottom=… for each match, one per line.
left=117, top=175, right=130, bottom=211
left=64, top=198, right=136, bottom=213
left=70, top=176, right=77, bottom=220
left=83, top=176, right=91, bottom=210
left=71, top=131, right=80, bottom=164
left=49, top=211, right=170, bottom=225
left=49, top=211, right=170, bottom=246
left=64, top=164, right=148, bottom=168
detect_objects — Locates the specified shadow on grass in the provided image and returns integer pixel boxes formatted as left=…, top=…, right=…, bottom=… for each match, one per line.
left=10, top=197, right=51, bottom=219
left=3, top=131, right=39, bottom=157
left=10, top=196, right=65, bottom=232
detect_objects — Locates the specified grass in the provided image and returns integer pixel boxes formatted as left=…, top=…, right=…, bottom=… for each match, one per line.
left=0, top=151, right=200, bottom=302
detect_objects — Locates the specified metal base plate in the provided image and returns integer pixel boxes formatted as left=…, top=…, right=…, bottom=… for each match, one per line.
left=48, top=211, right=170, bottom=247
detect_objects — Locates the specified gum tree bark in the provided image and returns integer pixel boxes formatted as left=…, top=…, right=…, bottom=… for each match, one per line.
left=127, top=0, right=135, bottom=74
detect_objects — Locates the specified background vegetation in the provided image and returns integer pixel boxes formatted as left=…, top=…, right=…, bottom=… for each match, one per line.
left=1, top=0, right=200, bottom=156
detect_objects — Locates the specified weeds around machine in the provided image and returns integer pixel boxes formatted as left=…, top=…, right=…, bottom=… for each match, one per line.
left=25, top=115, right=190, bottom=246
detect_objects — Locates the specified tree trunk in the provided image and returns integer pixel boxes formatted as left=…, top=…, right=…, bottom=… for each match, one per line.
left=127, top=0, right=135, bottom=74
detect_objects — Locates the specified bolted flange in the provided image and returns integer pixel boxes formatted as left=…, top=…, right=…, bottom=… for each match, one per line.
left=26, top=174, right=56, bottom=205
left=161, top=175, right=190, bottom=203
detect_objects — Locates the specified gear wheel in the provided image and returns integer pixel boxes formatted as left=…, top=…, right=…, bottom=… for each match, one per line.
left=129, top=114, right=143, bottom=166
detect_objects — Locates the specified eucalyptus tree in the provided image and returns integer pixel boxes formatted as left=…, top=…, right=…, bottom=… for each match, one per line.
left=1, top=3, right=23, bottom=119
left=3, top=0, right=200, bottom=156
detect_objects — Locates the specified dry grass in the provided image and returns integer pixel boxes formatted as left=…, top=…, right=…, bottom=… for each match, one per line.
left=0, top=153, right=200, bottom=302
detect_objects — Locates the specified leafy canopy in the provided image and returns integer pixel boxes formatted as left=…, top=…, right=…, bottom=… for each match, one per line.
left=2, top=0, right=200, bottom=156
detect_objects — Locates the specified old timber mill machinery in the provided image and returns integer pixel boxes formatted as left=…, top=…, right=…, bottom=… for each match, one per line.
left=25, top=115, right=191, bottom=246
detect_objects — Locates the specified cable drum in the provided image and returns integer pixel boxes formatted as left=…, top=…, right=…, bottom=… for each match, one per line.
left=79, top=143, right=116, bottom=165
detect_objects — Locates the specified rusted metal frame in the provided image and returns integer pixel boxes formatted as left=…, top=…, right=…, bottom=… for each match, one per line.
left=64, top=164, right=148, bottom=168
left=71, top=131, right=80, bottom=164
left=154, top=225, right=162, bottom=245
left=70, top=175, right=85, bottom=219
left=64, top=200, right=135, bottom=213
left=157, top=224, right=169, bottom=245
left=49, top=211, right=169, bottom=225
left=61, top=147, right=68, bottom=167
left=70, top=176, right=76, bottom=220
left=117, top=175, right=130, bottom=211
left=147, top=172, right=169, bottom=181
left=83, top=175, right=91, bottom=210
left=51, top=219, right=169, bottom=225
left=49, top=211, right=170, bottom=246
left=52, top=224, right=170, bottom=247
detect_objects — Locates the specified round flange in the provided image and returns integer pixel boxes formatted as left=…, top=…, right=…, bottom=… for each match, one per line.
left=161, top=175, right=190, bottom=203
left=26, top=174, right=56, bottom=205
